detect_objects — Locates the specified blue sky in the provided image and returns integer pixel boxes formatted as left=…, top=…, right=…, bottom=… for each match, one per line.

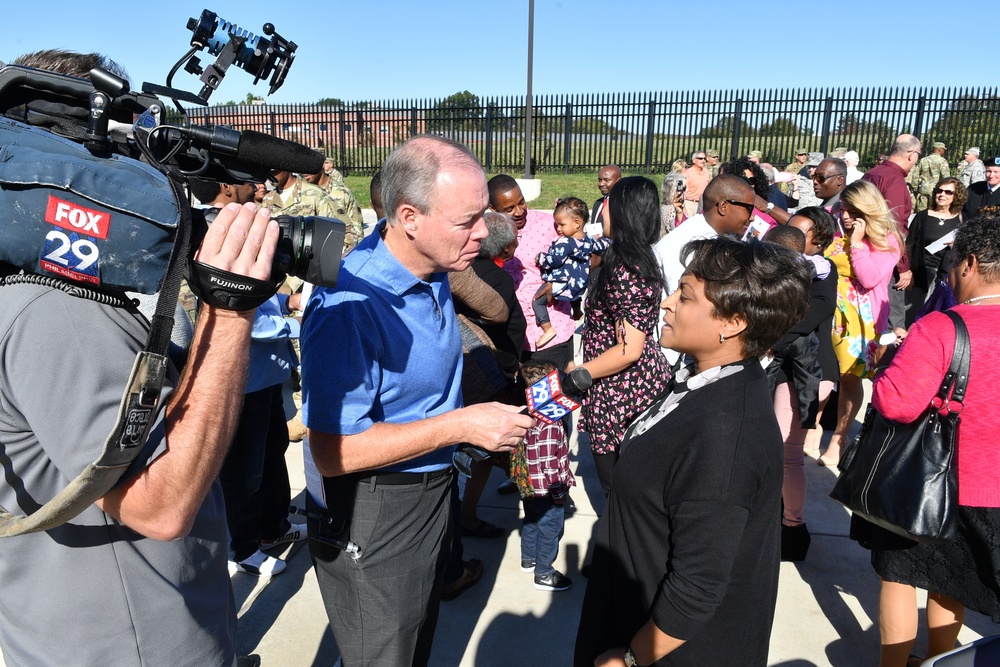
left=5, top=0, right=975, bottom=106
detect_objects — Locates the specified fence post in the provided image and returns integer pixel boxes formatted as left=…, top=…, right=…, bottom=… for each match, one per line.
left=564, top=102, right=573, bottom=175
left=819, top=96, right=834, bottom=155
left=485, top=104, right=494, bottom=173
left=410, top=105, right=418, bottom=139
left=338, top=108, right=347, bottom=175
left=730, top=98, right=744, bottom=160
left=913, top=95, right=927, bottom=139
left=645, top=99, right=656, bottom=173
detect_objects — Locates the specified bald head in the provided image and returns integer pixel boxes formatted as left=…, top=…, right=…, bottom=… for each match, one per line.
left=887, top=134, right=922, bottom=173
left=703, top=174, right=756, bottom=237
left=598, top=165, right=622, bottom=196
left=703, top=174, right=754, bottom=209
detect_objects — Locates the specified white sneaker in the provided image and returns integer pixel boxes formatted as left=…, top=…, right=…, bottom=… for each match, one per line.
left=229, top=549, right=286, bottom=576
left=260, top=524, right=307, bottom=550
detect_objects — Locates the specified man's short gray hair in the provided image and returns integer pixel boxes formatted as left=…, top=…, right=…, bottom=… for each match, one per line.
left=478, top=211, right=516, bottom=259
left=890, top=134, right=921, bottom=157
left=691, top=150, right=705, bottom=162
left=380, top=135, right=482, bottom=226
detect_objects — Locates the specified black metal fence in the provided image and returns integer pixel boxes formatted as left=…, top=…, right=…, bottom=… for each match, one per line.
left=187, top=87, right=1000, bottom=176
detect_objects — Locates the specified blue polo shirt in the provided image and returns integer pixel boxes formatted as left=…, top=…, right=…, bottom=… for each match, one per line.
left=301, top=229, right=463, bottom=473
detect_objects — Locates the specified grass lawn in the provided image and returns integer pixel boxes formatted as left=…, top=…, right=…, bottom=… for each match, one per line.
left=343, top=172, right=662, bottom=211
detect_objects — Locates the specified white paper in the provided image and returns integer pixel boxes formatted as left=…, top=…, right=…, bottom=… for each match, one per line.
left=926, top=229, right=957, bottom=255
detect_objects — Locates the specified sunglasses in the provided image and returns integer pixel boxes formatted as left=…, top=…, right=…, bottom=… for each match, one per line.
left=812, top=173, right=841, bottom=184
left=723, top=199, right=756, bottom=214
left=933, top=188, right=956, bottom=195
left=695, top=156, right=707, bottom=160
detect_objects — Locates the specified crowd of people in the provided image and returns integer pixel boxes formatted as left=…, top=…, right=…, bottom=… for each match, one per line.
left=3, top=48, right=1000, bottom=667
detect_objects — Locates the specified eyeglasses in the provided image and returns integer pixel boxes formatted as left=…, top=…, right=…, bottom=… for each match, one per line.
left=812, top=173, right=842, bottom=184
left=721, top=199, right=756, bottom=214
left=695, top=156, right=707, bottom=160
left=933, top=188, right=956, bottom=195
left=909, top=150, right=922, bottom=157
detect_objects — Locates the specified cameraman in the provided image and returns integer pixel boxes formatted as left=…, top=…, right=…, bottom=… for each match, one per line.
left=0, top=50, right=278, bottom=667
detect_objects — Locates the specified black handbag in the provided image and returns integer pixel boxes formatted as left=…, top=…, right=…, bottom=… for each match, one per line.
left=830, top=309, right=969, bottom=543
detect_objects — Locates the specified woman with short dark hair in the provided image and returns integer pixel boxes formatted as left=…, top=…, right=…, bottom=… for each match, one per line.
left=576, top=236, right=811, bottom=667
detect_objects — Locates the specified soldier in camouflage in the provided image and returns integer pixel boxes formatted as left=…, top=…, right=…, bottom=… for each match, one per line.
left=956, top=147, right=986, bottom=187
left=265, top=170, right=364, bottom=255
left=782, top=148, right=809, bottom=194
left=302, top=163, right=367, bottom=248
left=911, top=141, right=951, bottom=211
left=706, top=149, right=720, bottom=178
left=322, top=156, right=346, bottom=187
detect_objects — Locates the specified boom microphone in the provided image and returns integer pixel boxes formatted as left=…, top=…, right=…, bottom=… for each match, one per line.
left=183, top=124, right=324, bottom=174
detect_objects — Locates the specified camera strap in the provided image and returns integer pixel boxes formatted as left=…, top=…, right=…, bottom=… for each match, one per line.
left=0, top=176, right=191, bottom=537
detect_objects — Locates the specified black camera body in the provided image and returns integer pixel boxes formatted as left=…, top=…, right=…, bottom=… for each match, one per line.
left=0, top=9, right=343, bottom=295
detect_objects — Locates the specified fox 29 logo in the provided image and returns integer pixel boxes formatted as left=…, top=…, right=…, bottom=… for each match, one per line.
left=39, top=196, right=111, bottom=285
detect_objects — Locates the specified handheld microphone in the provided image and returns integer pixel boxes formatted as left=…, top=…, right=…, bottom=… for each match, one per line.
left=457, top=368, right=592, bottom=467
left=523, top=368, right=591, bottom=424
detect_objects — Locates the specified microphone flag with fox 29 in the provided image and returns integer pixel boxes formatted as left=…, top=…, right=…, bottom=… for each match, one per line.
left=0, top=116, right=179, bottom=294
left=525, top=370, right=581, bottom=424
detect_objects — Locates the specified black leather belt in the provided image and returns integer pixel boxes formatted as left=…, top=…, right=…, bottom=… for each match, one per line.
left=347, top=467, right=453, bottom=486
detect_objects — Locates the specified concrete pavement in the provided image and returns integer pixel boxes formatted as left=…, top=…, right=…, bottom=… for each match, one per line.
left=234, top=397, right=994, bottom=666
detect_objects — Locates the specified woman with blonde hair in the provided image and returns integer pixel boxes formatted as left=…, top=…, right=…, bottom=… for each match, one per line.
left=819, top=180, right=903, bottom=466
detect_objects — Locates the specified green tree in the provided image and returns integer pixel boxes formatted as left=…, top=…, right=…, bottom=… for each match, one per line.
left=316, top=97, right=344, bottom=107
left=427, top=90, right=483, bottom=132
left=759, top=116, right=809, bottom=136
left=699, top=116, right=754, bottom=138
left=928, top=94, right=1000, bottom=160
left=572, top=118, right=623, bottom=135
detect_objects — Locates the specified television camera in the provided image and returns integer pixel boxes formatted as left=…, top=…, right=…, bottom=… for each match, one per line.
left=0, top=9, right=344, bottom=296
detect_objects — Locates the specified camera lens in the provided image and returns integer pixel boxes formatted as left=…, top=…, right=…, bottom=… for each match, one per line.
left=272, top=215, right=346, bottom=288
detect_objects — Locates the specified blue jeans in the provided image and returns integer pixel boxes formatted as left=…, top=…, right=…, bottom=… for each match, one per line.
left=521, top=494, right=565, bottom=576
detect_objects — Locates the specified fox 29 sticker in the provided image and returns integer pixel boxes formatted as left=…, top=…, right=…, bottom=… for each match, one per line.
left=39, top=196, right=109, bottom=285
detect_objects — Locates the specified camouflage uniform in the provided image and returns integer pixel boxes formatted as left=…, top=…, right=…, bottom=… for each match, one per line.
left=912, top=153, right=951, bottom=211
left=262, top=177, right=364, bottom=254
left=316, top=178, right=366, bottom=247
left=706, top=149, right=720, bottom=178
left=781, top=159, right=807, bottom=194
left=956, top=159, right=986, bottom=187
left=325, top=166, right=347, bottom=188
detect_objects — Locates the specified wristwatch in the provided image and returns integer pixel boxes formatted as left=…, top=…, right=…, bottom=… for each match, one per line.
left=624, top=647, right=640, bottom=667
left=765, top=202, right=775, bottom=213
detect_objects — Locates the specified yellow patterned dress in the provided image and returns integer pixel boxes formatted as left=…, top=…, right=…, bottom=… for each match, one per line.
left=828, top=236, right=879, bottom=378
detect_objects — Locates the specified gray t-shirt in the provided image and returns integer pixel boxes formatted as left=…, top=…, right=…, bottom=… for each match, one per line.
left=0, top=283, right=235, bottom=666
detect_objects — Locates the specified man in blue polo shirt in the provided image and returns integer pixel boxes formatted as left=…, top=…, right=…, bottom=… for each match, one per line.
left=300, top=135, right=533, bottom=666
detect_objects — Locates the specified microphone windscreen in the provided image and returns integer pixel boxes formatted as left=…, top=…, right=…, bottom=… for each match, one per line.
left=236, top=130, right=324, bottom=175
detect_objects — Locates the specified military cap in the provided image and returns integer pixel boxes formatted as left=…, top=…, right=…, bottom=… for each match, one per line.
left=806, top=152, right=824, bottom=167
left=706, top=149, right=719, bottom=158
left=795, top=147, right=809, bottom=155
left=747, top=150, right=763, bottom=159
left=932, top=142, right=947, bottom=150
left=829, top=146, right=848, bottom=158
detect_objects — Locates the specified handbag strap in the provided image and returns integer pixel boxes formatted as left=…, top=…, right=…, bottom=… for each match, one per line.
left=938, top=310, right=971, bottom=408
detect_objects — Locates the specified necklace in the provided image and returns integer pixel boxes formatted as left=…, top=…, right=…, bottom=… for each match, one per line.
left=962, top=294, right=1000, bottom=305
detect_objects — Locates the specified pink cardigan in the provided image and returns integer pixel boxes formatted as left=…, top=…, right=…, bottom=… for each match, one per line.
left=849, top=233, right=900, bottom=333
left=873, top=305, right=1000, bottom=507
